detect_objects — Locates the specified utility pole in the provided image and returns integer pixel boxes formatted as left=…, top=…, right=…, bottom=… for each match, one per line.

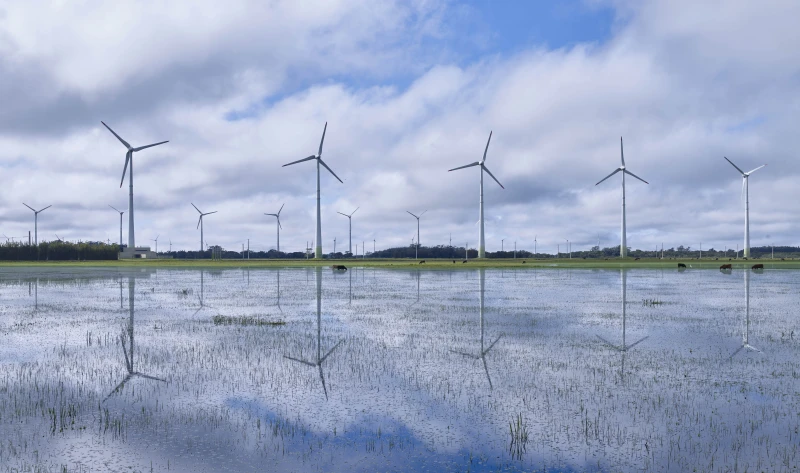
left=363, top=241, right=365, bottom=259
left=334, top=237, right=336, bottom=255
left=700, top=242, right=702, bottom=259
left=514, top=241, right=516, bottom=259
left=502, top=239, right=504, bottom=252
left=373, top=239, right=375, bottom=254
left=247, top=239, right=250, bottom=259
left=534, top=236, right=537, bottom=256
left=465, top=242, right=468, bottom=260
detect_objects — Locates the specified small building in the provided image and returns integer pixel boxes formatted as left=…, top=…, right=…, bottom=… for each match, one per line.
left=119, top=246, right=158, bottom=259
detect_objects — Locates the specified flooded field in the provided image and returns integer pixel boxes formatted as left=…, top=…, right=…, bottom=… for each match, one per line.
left=1, top=266, right=799, bottom=472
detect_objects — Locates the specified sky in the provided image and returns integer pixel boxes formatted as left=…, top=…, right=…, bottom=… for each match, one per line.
left=0, top=0, right=798, bottom=254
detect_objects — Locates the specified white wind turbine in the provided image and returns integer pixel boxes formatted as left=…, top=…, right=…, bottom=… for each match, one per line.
left=724, top=157, right=766, bottom=258
left=448, top=131, right=504, bottom=258
left=108, top=205, right=125, bottom=247
left=265, top=203, right=285, bottom=253
left=406, top=210, right=426, bottom=260
left=337, top=207, right=359, bottom=255
left=192, top=203, right=217, bottom=252
left=101, top=122, right=168, bottom=251
left=283, top=122, right=343, bottom=259
left=151, top=235, right=160, bottom=253
left=22, top=203, right=51, bottom=247
left=595, top=137, right=649, bottom=258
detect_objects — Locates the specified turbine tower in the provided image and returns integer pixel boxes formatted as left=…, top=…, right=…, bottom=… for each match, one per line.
left=109, top=205, right=125, bottom=247
left=406, top=210, right=426, bottom=260
left=265, top=203, right=285, bottom=253
left=282, top=122, right=343, bottom=259
left=22, top=203, right=51, bottom=247
left=596, top=269, right=648, bottom=379
left=730, top=269, right=760, bottom=359
left=192, top=203, right=217, bottom=252
left=101, top=122, right=168, bottom=251
left=337, top=207, right=359, bottom=255
left=448, top=131, right=504, bottom=258
left=595, top=137, right=649, bottom=258
left=724, top=157, right=766, bottom=258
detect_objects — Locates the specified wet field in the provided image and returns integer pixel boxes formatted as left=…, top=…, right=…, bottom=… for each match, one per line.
left=1, top=266, right=798, bottom=472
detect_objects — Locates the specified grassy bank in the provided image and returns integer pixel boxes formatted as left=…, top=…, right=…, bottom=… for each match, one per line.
left=0, top=257, right=798, bottom=269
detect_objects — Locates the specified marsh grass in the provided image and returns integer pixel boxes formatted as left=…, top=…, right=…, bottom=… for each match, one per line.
left=212, top=314, right=286, bottom=326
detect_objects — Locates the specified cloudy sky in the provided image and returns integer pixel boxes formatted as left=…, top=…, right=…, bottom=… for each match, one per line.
left=1, top=0, right=798, bottom=254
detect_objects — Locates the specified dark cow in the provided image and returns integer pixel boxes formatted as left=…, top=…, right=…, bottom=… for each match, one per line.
left=419, top=260, right=426, bottom=264
left=752, top=264, right=764, bottom=271
left=678, top=263, right=687, bottom=268
left=453, top=260, right=456, bottom=263
left=331, top=265, right=347, bottom=271
left=634, top=257, right=640, bottom=261
left=522, top=261, right=526, bottom=264
left=462, top=260, right=468, bottom=263
left=720, top=264, right=732, bottom=271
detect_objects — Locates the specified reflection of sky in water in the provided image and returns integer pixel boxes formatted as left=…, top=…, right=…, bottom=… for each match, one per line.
left=1, top=267, right=799, bottom=472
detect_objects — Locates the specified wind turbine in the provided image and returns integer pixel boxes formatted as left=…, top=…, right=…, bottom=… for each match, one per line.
left=108, top=205, right=125, bottom=247
left=406, top=210, right=426, bottom=260
left=101, top=122, right=168, bottom=251
left=596, top=269, right=648, bottom=379
left=22, top=203, right=51, bottom=247
left=265, top=203, right=285, bottom=253
left=284, top=267, right=343, bottom=399
left=448, top=131, right=504, bottom=258
left=450, top=269, right=502, bottom=389
left=724, top=157, right=766, bottom=258
left=151, top=235, right=160, bottom=253
left=282, top=122, right=343, bottom=259
left=729, top=270, right=761, bottom=359
left=595, top=137, right=649, bottom=258
left=337, top=207, right=359, bottom=255
left=192, top=203, right=217, bottom=252
left=104, top=276, right=166, bottom=401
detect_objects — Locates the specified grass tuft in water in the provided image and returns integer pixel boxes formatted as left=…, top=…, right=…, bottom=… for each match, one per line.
left=212, top=315, right=286, bottom=326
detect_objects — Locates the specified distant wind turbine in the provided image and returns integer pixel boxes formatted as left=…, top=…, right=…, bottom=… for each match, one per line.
left=284, top=268, right=343, bottom=399
left=406, top=210, right=426, bottom=260
left=595, top=137, right=648, bottom=258
left=22, top=203, right=51, bottom=247
left=101, top=122, right=168, bottom=251
left=109, top=205, right=125, bottom=247
left=192, top=203, right=217, bottom=252
left=337, top=207, right=359, bottom=255
left=151, top=235, right=160, bottom=253
left=724, top=157, right=766, bottom=258
left=282, top=122, right=343, bottom=259
left=448, top=131, right=504, bottom=258
left=265, top=203, right=285, bottom=253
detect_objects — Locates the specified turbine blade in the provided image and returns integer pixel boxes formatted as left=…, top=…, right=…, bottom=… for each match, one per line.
left=745, top=164, right=767, bottom=175
left=133, top=140, right=169, bottom=152
left=204, top=211, right=218, bottom=216
left=420, top=210, right=427, bottom=217
left=406, top=210, right=418, bottom=218
left=484, top=334, right=503, bottom=353
left=337, top=212, right=349, bottom=217
left=23, top=203, right=35, bottom=212
left=109, top=205, right=121, bottom=213
left=596, top=335, right=622, bottom=351
left=318, top=122, right=327, bottom=157
left=197, top=217, right=202, bottom=229
left=319, top=159, right=343, bottom=183
left=729, top=345, right=745, bottom=360
left=481, top=355, right=493, bottom=390
left=282, top=156, right=316, bottom=167
left=482, top=165, right=505, bottom=189
left=449, top=349, right=479, bottom=359
left=482, top=131, right=492, bottom=162
left=101, top=121, right=132, bottom=149
left=120, top=151, right=131, bottom=188
left=318, top=364, right=328, bottom=400
left=265, top=213, right=278, bottom=217
left=278, top=203, right=285, bottom=215
left=448, top=162, right=480, bottom=172
left=351, top=207, right=359, bottom=216
left=724, top=157, right=745, bottom=175
left=623, top=169, right=649, bottom=184
left=191, top=203, right=202, bottom=214
left=134, top=372, right=167, bottom=382
left=278, top=220, right=282, bottom=230
left=626, top=335, right=649, bottom=350
left=38, top=205, right=52, bottom=213
left=103, top=374, right=133, bottom=402
left=595, top=168, right=621, bottom=186
left=620, top=137, right=625, bottom=167
left=741, top=177, right=746, bottom=204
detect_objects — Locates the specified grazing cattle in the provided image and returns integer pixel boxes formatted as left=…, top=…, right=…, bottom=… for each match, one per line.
left=720, top=264, right=732, bottom=270
left=522, top=261, right=526, bottom=264
left=678, top=263, right=687, bottom=268
left=752, top=264, right=764, bottom=270
left=462, top=260, right=468, bottom=263
left=781, top=258, right=785, bottom=261
left=634, top=257, right=640, bottom=261
left=453, top=260, right=456, bottom=264
left=331, top=265, right=347, bottom=271
left=419, top=260, right=426, bottom=264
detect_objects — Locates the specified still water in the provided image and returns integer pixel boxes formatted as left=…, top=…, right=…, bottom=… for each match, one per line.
left=1, top=267, right=798, bottom=472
